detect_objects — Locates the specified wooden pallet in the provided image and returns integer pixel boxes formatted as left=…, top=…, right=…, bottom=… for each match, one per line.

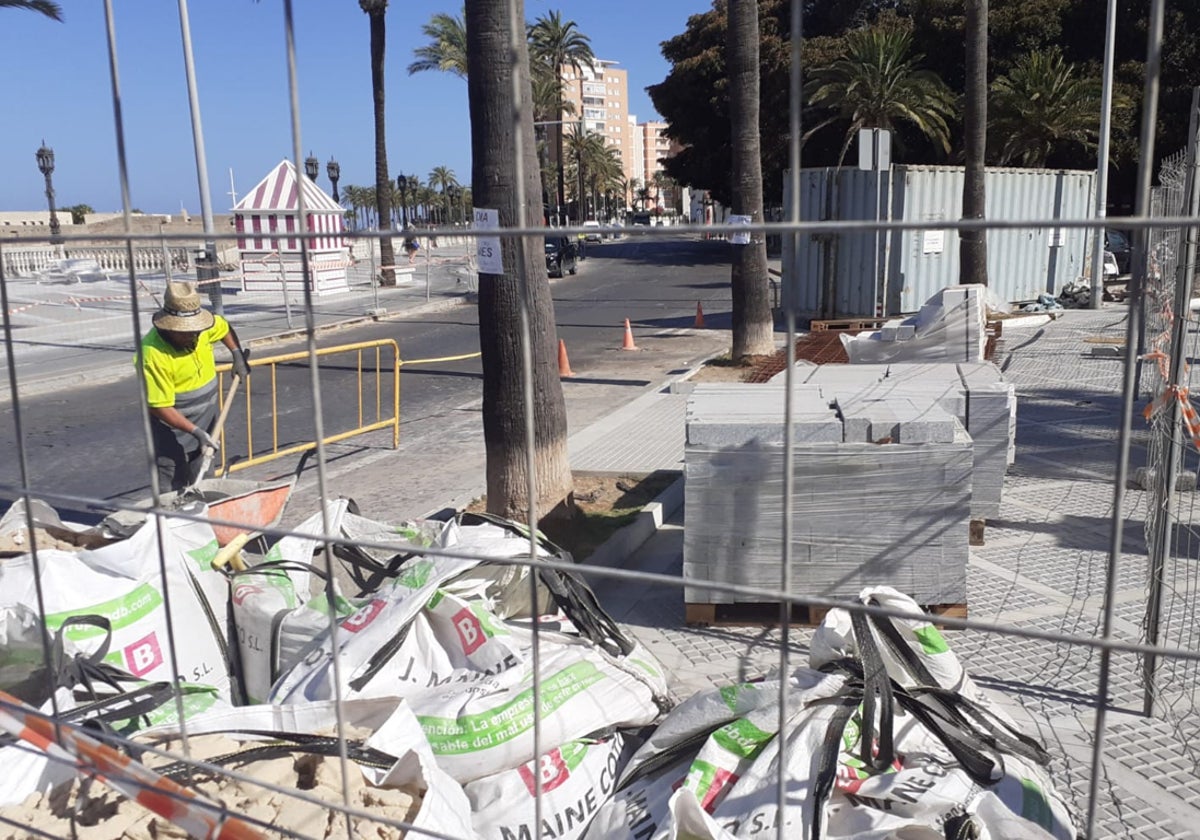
left=684, top=601, right=968, bottom=627
left=809, top=317, right=888, bottom=333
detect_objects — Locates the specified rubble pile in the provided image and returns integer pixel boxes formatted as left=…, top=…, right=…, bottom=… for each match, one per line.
left=0, top=380, right=1073, bottom=839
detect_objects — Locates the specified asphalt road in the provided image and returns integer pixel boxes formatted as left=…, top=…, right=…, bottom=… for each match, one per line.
left=0, top=237, right=736, bottom=522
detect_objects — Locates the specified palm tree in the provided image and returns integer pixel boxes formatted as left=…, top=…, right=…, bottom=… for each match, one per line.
left=727, top=0, right=773, bottom=359
left=634, top=186, right=652, bottom=212
left=407, top=8, right=467, bottom=78
left=804, top=25, right=957, bottom=166
left=1, top=1, right=62, bottom=20
left=360, top=0, right=397, bottom=284
left=466, top=0, right=573, bottom=521
left=625, top=177, right=641, bottom=213
left=428, top=166, right=459, bottom=224
left=529, top=11, right=594, bottom=224
left=990, top=48, right=1110, bottom=167
left=961, top=0, right=988, bottom=287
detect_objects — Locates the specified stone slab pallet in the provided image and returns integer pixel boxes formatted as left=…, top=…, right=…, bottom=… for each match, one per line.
left=683, top=600, right=968, bottom=627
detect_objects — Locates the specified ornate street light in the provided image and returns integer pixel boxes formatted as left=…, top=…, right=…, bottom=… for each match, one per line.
left=326, top=157, right=340, bottom=203
left=304, top=152, right=319, bottom=181
left=35, top=142, right=61, bottom=238
left=447, top=184, right=461, bottom=225
left=396, top=174, right=410, bottom=228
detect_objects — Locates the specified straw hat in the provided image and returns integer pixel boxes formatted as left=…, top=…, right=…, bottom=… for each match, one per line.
left=153, top=281, right=214, bottom=332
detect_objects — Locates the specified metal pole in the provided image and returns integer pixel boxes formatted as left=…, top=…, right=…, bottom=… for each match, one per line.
left=1087, top=0, right=1164, bottom=833
left=160, top=222, right=173, bottom=281
left=1089, top=0, right=1118, bottom=309
left=1145, top=86, right=1200, bottom=718
left=369, top=235, right=379, bottom=312
left=424, top=234, right=431, bottom=302
left=279, top=253, right=293, bottom=331
left=176, top=0, right=222, bottom=315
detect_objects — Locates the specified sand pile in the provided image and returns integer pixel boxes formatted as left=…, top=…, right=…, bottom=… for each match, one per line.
left=1, top=732, right=423, bottom=839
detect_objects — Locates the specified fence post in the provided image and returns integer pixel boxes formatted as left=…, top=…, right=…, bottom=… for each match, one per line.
left=1145, top=87, right=1200, bottom=717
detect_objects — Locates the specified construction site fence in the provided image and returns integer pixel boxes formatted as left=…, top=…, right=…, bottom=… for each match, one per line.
left=3, top=1, right=1198, bottom=838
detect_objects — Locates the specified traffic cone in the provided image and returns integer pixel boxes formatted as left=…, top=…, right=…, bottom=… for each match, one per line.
left=622, top=318, right=639, bottom=351
left=694, top=301, right=706, bottom=329
left=558, top=338, right=575, bottom=377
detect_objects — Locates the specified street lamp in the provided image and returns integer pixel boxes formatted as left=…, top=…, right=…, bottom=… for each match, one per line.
left=447, top=185, right=461, bottom=225
left=326, top=157, right=340, bottom=203
left=396, top=174, right=410, bottom=228
left=35, top=142, right=61, bottom=239
left=304, top=152, right=319, bottom=181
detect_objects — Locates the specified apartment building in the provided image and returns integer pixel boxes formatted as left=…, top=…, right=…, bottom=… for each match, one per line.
left=561, top=59, right=635, bottom=185
left=560, top=59, right=679, bottom=212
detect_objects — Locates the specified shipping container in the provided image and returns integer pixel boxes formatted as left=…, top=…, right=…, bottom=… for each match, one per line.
left=782, top=165, right=1097, bottom=317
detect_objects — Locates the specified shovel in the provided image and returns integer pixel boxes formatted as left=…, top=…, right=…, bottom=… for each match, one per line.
left=181, top=373, right=240, bottom=498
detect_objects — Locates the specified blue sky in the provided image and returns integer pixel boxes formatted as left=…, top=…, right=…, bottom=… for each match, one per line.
left=2, top=0, right=712, bottom=215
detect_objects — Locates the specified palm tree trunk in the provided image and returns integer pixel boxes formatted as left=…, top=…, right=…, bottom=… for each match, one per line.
left=961, top=0, right=989, bottom=286
left=467, top=0, right=574, bottom=521
left=728, top=0, right=774, bottom=359
left=367, top=9, right=397, bottom=285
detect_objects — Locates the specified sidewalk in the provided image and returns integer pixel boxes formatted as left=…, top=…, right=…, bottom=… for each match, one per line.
left=568, top=307, right=1200, bottom=837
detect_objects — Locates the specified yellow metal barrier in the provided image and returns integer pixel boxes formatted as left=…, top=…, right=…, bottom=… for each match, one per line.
left=214, top=339, right=401, bottom=475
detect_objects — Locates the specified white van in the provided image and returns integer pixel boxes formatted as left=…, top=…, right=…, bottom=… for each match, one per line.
left=583, top=220, right=602, bottom=242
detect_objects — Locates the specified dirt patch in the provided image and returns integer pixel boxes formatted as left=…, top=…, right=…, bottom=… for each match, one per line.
left=466, top=471, right=679, bottom=562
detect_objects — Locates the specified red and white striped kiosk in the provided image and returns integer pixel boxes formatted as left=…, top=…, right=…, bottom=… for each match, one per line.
left=233, top=159, right=350, bottom=295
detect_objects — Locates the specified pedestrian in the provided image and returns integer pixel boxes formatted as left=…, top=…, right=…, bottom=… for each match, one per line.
left=137, top=281, right=250, bottom=492
left=403, top=229, right=420, bottom=264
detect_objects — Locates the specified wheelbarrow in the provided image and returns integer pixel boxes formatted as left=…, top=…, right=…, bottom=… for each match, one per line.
left=101, top=475, right=297, bottom=547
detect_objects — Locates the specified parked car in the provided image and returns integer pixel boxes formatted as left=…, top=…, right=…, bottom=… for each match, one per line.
left=583, top=219, right=602, bottom=242
left=544, top=235, right=578, bottom=278
left=1105, top=229, right=1132, bottom=275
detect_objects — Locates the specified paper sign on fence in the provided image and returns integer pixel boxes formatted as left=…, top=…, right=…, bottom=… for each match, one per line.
left=474, top=209, right=504, bottom=274
left=729, top=215, right=752, bottom=245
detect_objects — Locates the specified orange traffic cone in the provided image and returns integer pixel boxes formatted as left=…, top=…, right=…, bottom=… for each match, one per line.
left=558, top=338, right=575, bottom=377
left=622, top=318, right=639, bottom=351
left=694, top=301, right=706, bottom=329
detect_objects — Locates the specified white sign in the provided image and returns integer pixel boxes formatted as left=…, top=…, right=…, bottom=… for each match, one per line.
left=857, top=128, right=892, bottom=171
left=922, top=230, right=944, bottom=255
left=729, top=214, right=752, bottom=245
left=474, top=208, right=503, bottom=274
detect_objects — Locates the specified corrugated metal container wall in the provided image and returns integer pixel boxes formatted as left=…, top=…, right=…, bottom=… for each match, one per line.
left=782, top=167, right=886, bottom=317
left=893, top=166, right=1096, bottom=312
left=784, top=165, right=1096, bottom=317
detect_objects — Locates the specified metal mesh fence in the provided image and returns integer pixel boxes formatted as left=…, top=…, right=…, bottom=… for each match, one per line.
left=3, top=0, right=1200, bottom=838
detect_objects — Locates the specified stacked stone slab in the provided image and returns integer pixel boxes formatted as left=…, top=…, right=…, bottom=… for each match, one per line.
left=683, top=382, right=973, bottom=606
left=771, top=361, right=1015, bottom=518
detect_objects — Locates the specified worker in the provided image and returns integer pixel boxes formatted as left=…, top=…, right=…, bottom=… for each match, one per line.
left=137, top=281, right=250, bottom=491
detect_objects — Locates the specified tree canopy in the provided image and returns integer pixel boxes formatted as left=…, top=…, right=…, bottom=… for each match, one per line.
left=650, top=0, right=1184, bottom=212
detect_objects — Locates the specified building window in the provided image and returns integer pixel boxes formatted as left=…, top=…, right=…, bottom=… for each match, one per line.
left=583, top=82, right=605, bottom=95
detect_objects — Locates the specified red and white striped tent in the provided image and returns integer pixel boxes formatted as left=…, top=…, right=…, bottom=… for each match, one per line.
left=233, top=159, right=350, bottom=295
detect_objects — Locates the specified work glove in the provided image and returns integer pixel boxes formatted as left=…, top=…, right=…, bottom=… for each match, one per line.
left=231, top=348, right=251, bottom=381
left=190, top=427, right=217, bottom=452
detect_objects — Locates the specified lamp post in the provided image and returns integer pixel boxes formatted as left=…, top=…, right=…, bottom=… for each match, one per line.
left=396, top=174, right=410, bottom=228
left=304, top=152, right=319, bottom=181
left=35, top=142, right=61, bottom=240
left=326, top=157, right=340, bottom=203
